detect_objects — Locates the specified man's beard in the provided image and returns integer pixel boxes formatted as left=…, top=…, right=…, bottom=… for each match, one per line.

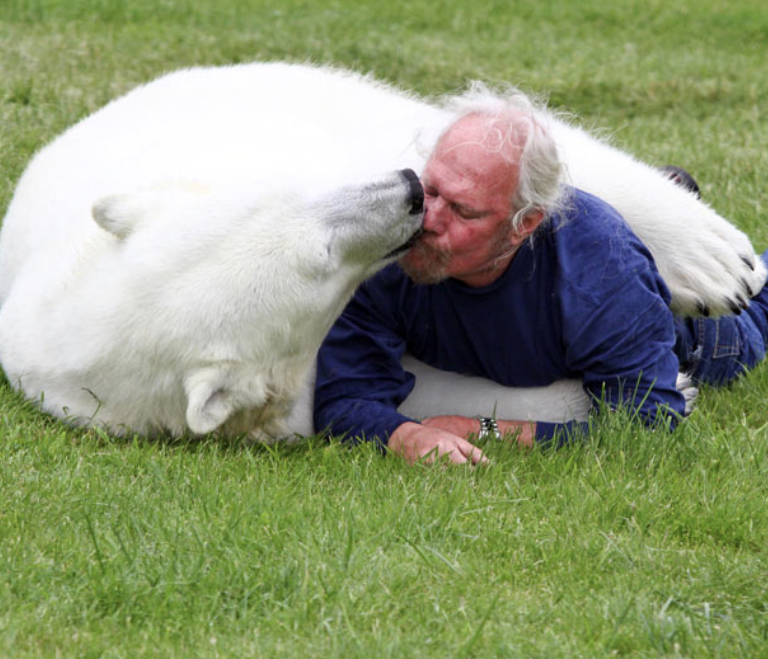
left=398, top=238, right=451, bottom=285
left=398, top=223, right=517, bottom=286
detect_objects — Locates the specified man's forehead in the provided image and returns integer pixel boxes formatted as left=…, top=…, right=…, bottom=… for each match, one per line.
left=427, top=116, right=518, bottom=197
left=441, top=112, right=521, bottom=150
left=437, top=115, right=517, bottom=164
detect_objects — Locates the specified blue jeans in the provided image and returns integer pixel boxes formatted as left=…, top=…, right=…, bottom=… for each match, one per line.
left=674, top=250, right=768, bottom=385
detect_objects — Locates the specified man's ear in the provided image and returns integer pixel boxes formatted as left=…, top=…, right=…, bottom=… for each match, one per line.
left=509, top=209, right=545, bottom=246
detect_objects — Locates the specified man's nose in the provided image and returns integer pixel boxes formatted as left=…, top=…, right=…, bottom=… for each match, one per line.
left=423, top=195, right=447, bottom=234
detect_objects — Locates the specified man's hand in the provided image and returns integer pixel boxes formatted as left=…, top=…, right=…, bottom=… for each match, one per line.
left=422, top=415, right=536, bottom=448
left=388, top=421, right=488, bottom=465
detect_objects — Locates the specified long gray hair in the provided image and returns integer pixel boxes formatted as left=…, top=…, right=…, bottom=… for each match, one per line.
left=437, top=82, right=566, bottom=232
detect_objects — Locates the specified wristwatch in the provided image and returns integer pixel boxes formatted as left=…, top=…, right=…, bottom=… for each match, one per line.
left=475, top=415, right=500, bottom=441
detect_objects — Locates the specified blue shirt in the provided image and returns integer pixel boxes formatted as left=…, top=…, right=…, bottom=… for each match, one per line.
left=314, top=188, right=685, bottom=447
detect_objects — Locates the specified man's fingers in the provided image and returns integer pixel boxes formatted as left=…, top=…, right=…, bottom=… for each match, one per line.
left=437, top=438, right=488, bottom=465
left=416, top=439, right=486, bottom=465
left=447, top=446, right=469, bottom=465
left=419, top=443, right=467, bottom=465
left=457, top=439, right=489, bottom=465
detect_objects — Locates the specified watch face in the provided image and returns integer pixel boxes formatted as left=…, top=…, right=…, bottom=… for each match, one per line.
left=480, top=417, right=500, bottom=440
left=476, top=416, right=497, bottom=440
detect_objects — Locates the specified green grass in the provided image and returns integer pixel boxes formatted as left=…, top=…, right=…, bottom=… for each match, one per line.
left=1, top=0, right=768, bottom=656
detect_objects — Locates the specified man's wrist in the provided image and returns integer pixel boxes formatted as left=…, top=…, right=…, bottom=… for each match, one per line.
left=496, top=419, right=537, bottom=448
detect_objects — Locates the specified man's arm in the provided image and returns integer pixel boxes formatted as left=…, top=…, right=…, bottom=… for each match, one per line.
left=409, top=415, right=537, bottom=447
left=558, top=262, right=686, bottom=435
left=395, top=266, right=684, bottom=448
left=314, top=273, right=489, bottom=464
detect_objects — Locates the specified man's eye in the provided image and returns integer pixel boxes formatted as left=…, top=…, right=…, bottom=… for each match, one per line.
left=453, top=204, right=482, bottom=220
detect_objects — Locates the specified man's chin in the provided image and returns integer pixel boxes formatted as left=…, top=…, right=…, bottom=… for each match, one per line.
left=398, top=247, right=450, bottom=285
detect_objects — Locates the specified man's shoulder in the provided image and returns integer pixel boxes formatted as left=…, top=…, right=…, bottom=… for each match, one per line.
left=545, top=187, right=652, bottom=258
left=551, top=187, right=635, bottom=236
left=542, top=187, right=667, bottom=301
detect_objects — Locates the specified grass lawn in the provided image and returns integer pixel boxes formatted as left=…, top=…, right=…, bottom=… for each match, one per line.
left=1, top=0, right=768, bottom=656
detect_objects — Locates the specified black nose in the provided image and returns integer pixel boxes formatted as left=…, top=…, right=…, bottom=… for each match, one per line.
left=400, top=168, right=424, bottom=215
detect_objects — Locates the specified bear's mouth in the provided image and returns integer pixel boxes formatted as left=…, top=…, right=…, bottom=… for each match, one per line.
left=383, top=227, right=424, bottom=260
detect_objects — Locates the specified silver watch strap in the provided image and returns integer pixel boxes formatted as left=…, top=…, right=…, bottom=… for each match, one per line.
left=476, top=416, right=500, bottom=440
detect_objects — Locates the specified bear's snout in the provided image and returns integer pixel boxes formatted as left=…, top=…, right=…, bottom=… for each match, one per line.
left=399, top=169, right=424, bottom=216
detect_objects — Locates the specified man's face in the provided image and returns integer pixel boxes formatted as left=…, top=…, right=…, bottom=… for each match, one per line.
left=399, top=115, right=524, bottom=288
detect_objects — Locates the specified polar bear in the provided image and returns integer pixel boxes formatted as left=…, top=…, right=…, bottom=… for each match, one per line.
left=0, top=62, right=756, bottom=438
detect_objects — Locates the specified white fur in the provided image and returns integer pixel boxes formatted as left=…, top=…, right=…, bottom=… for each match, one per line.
left=0, top=62, right=741, bottom=437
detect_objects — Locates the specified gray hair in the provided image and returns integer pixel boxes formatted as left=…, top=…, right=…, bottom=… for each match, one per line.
left=437, top=82, right=565, bottom=232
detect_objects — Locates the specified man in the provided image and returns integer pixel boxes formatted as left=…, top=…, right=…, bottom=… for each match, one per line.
left=314, top=86, right=768, bottom=465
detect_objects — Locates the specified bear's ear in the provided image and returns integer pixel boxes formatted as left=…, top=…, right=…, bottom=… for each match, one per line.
left=92, top=194, right=140, bottom=239
left=184, top=367, right=267, bottom=435
left=186, top=384, right=235, bottom=435
left=93, top=183, right=210, bottom=238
